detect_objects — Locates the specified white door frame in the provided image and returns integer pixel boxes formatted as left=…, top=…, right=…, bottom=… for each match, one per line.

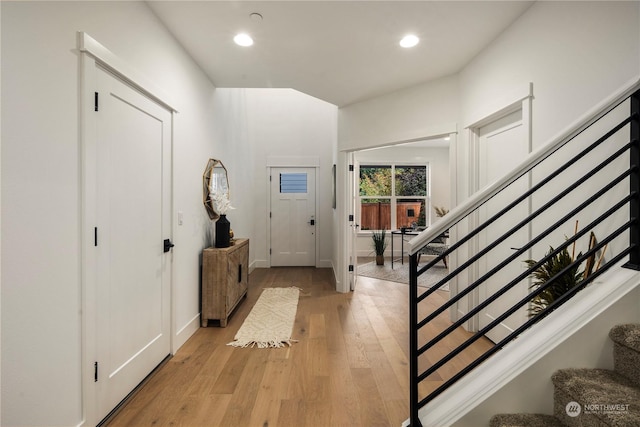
left=78, top=32, right=177, bottom=427
left=464, top=83, right=533, bottom=332
left=347, top=153, right=359, bottom=290
left=266, top=156, right=320, bottom=268
left=339, top=129, right=458, bottom=294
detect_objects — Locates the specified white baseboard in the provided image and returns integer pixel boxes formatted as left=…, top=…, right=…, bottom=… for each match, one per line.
left=252, top=259, right=269, bottom=268
left=173, top=313, right=200, bottom=354
left=249, top=259, right=334, bottom=269
left=317, top=259, right=333, bottom=268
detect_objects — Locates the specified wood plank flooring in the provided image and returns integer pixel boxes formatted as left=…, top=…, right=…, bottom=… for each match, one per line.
left=103, top=267, right=492, bottom=427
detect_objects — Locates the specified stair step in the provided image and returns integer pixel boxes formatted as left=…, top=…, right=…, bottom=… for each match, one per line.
left=490, top=413, right=566, bottom=427
left=609, top=323, right=640, bottom=388
left=552, top=368, right=640, bottom=427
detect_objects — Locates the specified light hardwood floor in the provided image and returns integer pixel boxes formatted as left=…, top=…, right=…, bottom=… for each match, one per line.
left=103, top=266, right=492, bottom=427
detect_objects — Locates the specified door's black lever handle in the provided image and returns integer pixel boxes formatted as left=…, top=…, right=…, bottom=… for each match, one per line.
left=164, top=239, right=175, bottom=253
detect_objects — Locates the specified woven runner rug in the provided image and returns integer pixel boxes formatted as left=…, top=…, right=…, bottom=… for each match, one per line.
left=227, top=287, right=300, bottom=348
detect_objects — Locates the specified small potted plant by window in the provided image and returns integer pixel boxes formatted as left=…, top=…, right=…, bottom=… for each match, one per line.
left=371, top=229, right=388, bottom=265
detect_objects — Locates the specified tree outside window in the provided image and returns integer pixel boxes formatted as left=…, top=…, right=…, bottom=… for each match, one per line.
left=359, top=164, right=428, bottom=230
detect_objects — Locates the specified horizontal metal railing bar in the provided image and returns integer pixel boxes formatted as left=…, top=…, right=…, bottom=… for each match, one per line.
left=417, top=189, right=633, bottom=332
left=416, top=163, right=634, bottom=308
left=414, top=117, right=634, bottom=275
left=415, top=133, right=633, bottom=287
left=418, top=246, right=632, bottom=408
left=416, top=246, right=634, bottom=408
left=421, top=222, right=628, bottom=372
left=417, top=194, right=633, bottom=352
left=417, top=216, right=631, bottom=369
left=408, top=77, right=640, bottom=255
left=416, top=128, right=634, bottom=280
left=417, top=227, right=631, bottom=385
left=410, top=85, right=640, bottom=425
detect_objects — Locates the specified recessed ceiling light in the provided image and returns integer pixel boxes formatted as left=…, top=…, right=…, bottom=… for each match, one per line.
left=234, top=33, right=254, bottom=47
left=400, top=35, right=420, bottom=48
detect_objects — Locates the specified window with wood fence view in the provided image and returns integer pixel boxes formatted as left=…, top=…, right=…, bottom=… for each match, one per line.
left=359, top=165, right=428, bottom=230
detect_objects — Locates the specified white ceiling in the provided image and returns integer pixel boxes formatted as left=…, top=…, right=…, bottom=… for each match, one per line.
left=148, top=1, right=534, bottom=107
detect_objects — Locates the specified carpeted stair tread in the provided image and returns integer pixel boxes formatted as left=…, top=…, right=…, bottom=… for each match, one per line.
left=552, top=368, right=640, bottom=426
left=610, top=324, right=640, bottom=388
left=489, top=325, right=640, bottom=426
left=609, top=324, right=640, bottom=352
left=490, top=413, right=566, bottom=427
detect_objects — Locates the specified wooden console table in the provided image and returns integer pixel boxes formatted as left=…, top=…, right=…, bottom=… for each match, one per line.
left=201, top=238, right=249, bottom=327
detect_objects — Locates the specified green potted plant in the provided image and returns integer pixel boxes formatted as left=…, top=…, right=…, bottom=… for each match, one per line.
left=524, top=245, right=584, bottom=316
left=371, top=229, right=388, bottom=265
left=524, top=227, right=603, bottom=316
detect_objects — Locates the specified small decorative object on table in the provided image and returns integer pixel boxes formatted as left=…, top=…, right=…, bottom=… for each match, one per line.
left=216, top=214, right=231, bottom=248
left=212, top=192, right=234, bottom=248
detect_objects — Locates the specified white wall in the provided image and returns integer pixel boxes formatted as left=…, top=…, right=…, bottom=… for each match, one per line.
left=338, top=2, right=639, bottom=420
left=338, top=0, right=640, bottom=285
left=1, top=2, right=225, bottom=425
left=449, top=1, right=640, bottom=424
left=338, top=74, right=459, bottom=151
left=459, top=1, right=640, bottom=145
left=2, top=0, right=638, bottom=425
left=214, top=88, right=337, bottom=270
left=451, top=0, right=640, bottom=327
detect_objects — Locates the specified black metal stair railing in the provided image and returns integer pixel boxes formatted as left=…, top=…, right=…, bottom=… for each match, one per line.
left=408, top=83, right=640, bottom=427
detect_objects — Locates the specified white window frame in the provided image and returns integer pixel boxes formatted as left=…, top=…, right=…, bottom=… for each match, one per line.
left=357, top=162, right=431, bottom=233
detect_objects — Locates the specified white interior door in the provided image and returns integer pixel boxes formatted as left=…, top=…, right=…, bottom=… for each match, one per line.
left=270, top=168, right=316, bottom=266
left=95, top=65, right=172, bottom=420
left=478, top=109, right=530, bottom=343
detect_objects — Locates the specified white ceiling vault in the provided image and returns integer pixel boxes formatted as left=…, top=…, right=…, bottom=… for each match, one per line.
left=148, top=1, right=534, bottom=107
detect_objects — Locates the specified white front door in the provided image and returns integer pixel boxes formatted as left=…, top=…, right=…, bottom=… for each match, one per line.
left=95, top=65, right=172, bottom=420
left=270, top=168, right=316, bottom=266
left=478, top=109, right=530, bottom=343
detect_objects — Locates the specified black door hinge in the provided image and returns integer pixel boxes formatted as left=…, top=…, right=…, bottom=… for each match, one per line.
left=94, top=227, right=98, bottom=246
left=94, top=92, right=99, bottom=111
left=94, top=361, right=99, bottom=382
left=348, top=214, right=354, bottom=221
left=349, top=165, right=354, bottom=171
left=348, top=265, right=354, bottom=272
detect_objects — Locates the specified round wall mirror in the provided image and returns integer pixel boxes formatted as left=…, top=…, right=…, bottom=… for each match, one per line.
left=203, top=158, right=229, bottom=220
